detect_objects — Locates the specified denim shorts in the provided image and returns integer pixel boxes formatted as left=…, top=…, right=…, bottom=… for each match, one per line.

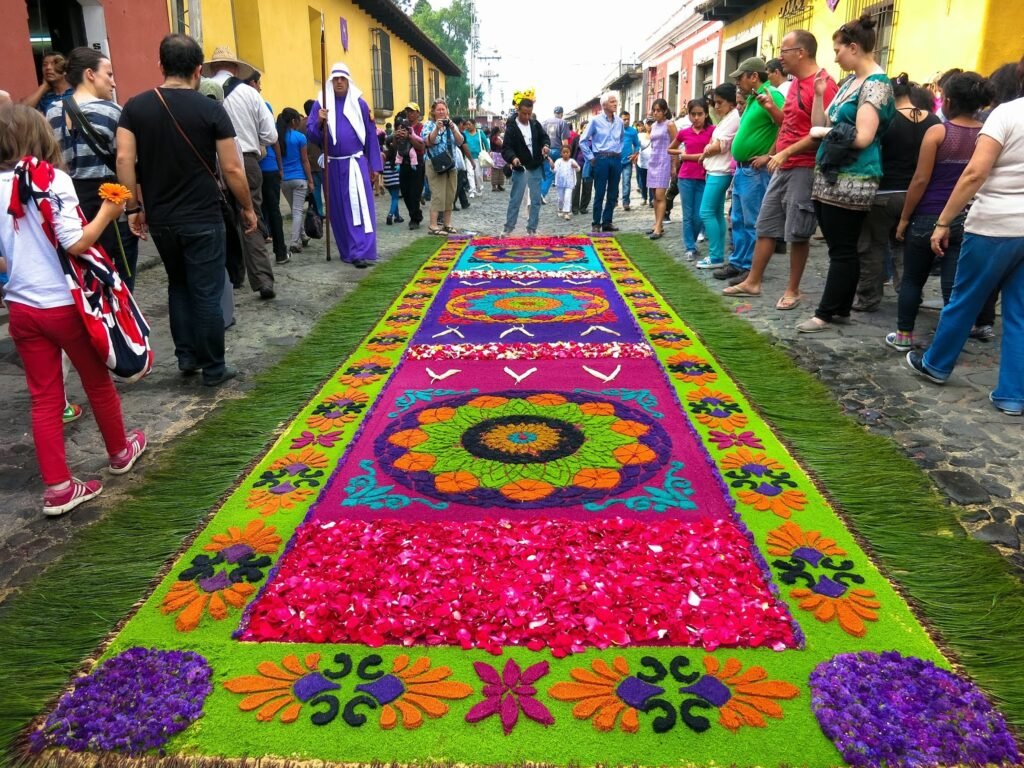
left=755, top=166, right=816, bottom=243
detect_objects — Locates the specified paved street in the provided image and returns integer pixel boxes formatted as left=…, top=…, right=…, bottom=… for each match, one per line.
left=0, top=184, right=1020, bottom=605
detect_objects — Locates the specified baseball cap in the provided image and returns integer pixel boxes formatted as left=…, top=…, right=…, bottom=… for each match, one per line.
left=730, top=57, right=768, bottom=79
left=554, top=106, right=563, bottom=114
left=406, top=101, right=421, bottom=113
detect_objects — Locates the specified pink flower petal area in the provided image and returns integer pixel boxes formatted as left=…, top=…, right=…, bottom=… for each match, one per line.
left=240, top=516, right=797, bottom=656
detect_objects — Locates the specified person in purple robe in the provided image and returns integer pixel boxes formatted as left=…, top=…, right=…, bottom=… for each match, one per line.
left=307, top=62, right=382, bottom=268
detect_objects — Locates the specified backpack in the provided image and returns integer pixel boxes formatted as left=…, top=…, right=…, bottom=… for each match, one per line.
left=8, top=158, right=154, bottom=382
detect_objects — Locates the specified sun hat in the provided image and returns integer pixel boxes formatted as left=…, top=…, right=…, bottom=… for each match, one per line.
left=201, top=46, right=256, bottom=80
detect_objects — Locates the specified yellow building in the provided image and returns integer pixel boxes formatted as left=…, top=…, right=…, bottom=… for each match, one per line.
left=699, top=0, right=1023, bottom=84
left=170, top=0, right=461, bottom=121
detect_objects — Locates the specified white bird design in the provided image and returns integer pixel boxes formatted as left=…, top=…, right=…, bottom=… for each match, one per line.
left=503, top=366, right=537, bottom=385
left=499, top=325, right=535, bottom=338
left=580, top=325, right=621, bottom=337
left=432, top=327, right=466, bottom=339
left=426, top=367, right=460, bottom=383
left=582, top=364, right=622, bottom=383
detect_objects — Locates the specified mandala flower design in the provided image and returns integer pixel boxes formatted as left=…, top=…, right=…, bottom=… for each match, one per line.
left=336, top=355, right=392, bottom=387
left=246, top=448, right=329, bottom=516
left=721, top=448, right=807, bottom=518
left=224, top=653, right=336, bottom=723
left=375, top=390, right=670, bottom=508
left=708, top=430, right=764, bottom=450
left=306, top=388, right=369, bottom=431
left=648, top=325, right=692, bottom=349
left=465, top=659, right=554, bottom=735
left=366, top=332, right=409, bottom=352
left=30, top=648, right=211, bottom=754
left=686, top=388, right=749, bottom=431
left=766, top=521, right=846, bottom=563
left=441, top=287, right=615, bottom=325
left=811, top=652, right=1021, bottom=768
left=162, top=519, right=281, bottom=631
left=352, top=655, right=473, bottom=729
left=548, top=657, right=652, bottom=733
left=789, top=585, right=880, bottom=637
left=680, top=657, right=799, bottom=731
left=666, top=353, right=718, bottom=385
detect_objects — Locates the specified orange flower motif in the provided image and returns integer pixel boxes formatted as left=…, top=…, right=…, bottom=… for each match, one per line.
left=719, top=447, right=784, bottom=473
left=368, top=655, right=474, bottom=730
left=666, top=353, right=718, bottom=386
left=98, top=182, right=132, bottom=205
left=610, top=419, right=649, bottom=437
left=388, top=428, right=430, bottom=448
left=686, top=387, right=749, bottom=432
left=336, top=355, right=393, bottom=387
left=394, top=452, right=437, bottom=472
left=696, top=657, right=800, bottom=731
left=435, top=470, right=479, bottom=494
left=224, top=653, right=327, bottom=723
left=573, top=467, right=621, bottom=489
left=766, top=521, right=846, bottom=560
left=162, top=580, right=255, bottom=632
left=579, top=401, right=616, bottom=416
left=467, top=395, right=509, bottom=409
left=548, top=657, right=641, bottom=733
left=612, top=443, right=657, bottom=465
left=790, top=587, right=880, bottom=637
left=527, top=393, right=567, bottom=406
left=736, top=488, right=808, bottom=519
left=500, top=478, right=555, bottom=501
left=204, top=519, right=282, bottom=556
left=269, top=447, right=329, bottom=472
left=246, top=487, right=315, bottom=516
left=648, top=326, right=692, bottom=349
left=306, top=388, right=369, bottom=431
left=418, top=407, right=457, bottom=424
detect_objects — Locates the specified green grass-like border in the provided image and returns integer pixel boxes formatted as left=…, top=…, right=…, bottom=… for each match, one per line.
left=0, top=238, right=441, bottom=763
left=618, top=233, right=1024, bottom=727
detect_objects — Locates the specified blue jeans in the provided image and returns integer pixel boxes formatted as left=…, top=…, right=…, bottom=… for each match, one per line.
left=636, top=168, right=648, bottom=202
left=504, top=165, right=544, bottom=233
left=898, top=213, right=963, bottom=332
left=387, top=187, right=401, bottom=217
left=700, top=173, right=732, bottom=263
left=730, top=166, right=771, bottom=271
left=922, top=233, right=1024, bottom=411
left=680, top=178, right=705, bottom=252
left=540, top=160, right=555, bottom=197
left=621, top=164, right=634, bottom=207
left=591, top=155, right=622, bottom=227
left=149, top=223, right=228, bottom=381
left=310, top=170, right=324, bottom=217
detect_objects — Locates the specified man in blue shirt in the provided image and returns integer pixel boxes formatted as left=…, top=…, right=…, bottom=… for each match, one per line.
left=619, top=111, right=641, bottom=211
left=579, top=92, right=625, bottom=232
left=24, top=52, right=73, bottom=114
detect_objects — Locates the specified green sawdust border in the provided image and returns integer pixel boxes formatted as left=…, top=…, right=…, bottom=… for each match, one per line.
left=0, top=238, right=442, bottom=765
left=618, top=232, right=1024, bottom=728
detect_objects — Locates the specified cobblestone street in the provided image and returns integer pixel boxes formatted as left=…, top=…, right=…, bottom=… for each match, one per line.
left=0, top=185, right=1020, bottom=606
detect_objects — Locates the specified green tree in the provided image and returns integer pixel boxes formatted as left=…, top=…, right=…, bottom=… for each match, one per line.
left=410, top=0, right=483, bottom=114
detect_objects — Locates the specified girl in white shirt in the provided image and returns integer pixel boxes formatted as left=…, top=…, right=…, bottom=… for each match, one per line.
left=696, top=83, right=740, bottom=269
left=551, top=145, right=581, bottom=219
left=0, top=104, right=145, bottom=517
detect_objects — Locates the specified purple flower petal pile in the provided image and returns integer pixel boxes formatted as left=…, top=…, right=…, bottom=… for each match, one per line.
left=31, top=647, right=212, bottom=755
left=810, top=651, right=1020, bottom=767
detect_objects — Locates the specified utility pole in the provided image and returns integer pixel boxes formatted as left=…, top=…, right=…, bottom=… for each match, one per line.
left=468, top=0, right=478, bottom=118
left=477, top=50, right=502, bottom=117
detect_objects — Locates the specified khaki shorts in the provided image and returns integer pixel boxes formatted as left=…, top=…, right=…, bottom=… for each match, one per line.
left=755, top=166, right=817, bottom=243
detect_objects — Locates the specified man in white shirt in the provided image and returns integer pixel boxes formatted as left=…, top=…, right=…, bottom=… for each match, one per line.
left=767, top=59, right=791, bottom=99
left=204, top=47, right=278, bottom=298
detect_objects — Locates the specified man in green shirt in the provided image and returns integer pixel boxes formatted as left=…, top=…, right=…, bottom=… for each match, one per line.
left=715, top=57, right=785, bottom=282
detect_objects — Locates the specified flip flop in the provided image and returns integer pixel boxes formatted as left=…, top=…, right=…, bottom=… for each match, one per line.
left=722, top=285, right=761, bottom=297
left=776, top=294, right=803, bottom=310
left=427, top=227, right=446, bottom=236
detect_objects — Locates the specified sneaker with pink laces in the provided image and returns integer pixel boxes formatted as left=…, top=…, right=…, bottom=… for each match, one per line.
left=43, top=478, right=103, bottom=516
left=109, top=429, right=147, bottom=475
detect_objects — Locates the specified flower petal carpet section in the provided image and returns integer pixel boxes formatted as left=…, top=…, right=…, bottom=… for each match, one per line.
left=25, top=236, right=1019, bottom=768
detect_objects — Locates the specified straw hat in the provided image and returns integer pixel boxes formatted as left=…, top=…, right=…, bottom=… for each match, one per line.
left=202, top=46, right=256, bottom=80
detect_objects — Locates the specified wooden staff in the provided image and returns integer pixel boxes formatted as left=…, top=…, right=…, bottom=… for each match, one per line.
left=320, top=12, right=332, bottom=261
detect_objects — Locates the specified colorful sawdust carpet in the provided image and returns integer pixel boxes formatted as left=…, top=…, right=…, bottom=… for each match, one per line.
left=28, top=236, right=1019, bottom=767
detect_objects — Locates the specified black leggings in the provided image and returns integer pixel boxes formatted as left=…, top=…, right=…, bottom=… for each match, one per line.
left=815, top=201, right=868, bottom=322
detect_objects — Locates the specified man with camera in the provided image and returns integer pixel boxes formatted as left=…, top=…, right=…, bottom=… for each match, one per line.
left=388, top=103, right=426, bottom=230
left=499, top=97, right=550, bottom=236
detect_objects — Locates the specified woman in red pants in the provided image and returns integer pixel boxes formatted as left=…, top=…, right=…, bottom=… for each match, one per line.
left=0, top=104, right=146, bottom=516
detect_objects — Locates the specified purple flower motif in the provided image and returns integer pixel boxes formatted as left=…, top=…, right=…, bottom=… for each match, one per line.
left=709, top=430, right=764, bottom=451
left=290, top=430, right=317, bottom=449
left=290, top=430, right=344, bottom=449
left=30, top=647, right=212, bottom=755
left=810, top=651, right=1020, bottom=768
left=465, top=658, right=555, bottom=735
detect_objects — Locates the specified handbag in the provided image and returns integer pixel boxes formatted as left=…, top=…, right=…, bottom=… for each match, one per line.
left=429, top=129, right=455, bottom=174
left=304, top=202, right=324, bottom=239
left=478, top=150, right=494, bottom=169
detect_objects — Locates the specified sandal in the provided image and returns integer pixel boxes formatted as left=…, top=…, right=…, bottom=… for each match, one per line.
left=427, top=227, right=445, bottom=236
left=722, top=285, right=760, bottom=297
left=443, top=225, right=459, bottom=234
left=776, top=294, right=803, bottom=310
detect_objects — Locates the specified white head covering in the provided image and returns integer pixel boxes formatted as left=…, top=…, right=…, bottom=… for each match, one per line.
left=320, top=61, right=365, bottom=146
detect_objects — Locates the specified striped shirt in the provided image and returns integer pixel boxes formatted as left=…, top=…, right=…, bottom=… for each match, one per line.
left=382, top=159, right=400, bottom=188
left=46, top=97, right=122, bottom=180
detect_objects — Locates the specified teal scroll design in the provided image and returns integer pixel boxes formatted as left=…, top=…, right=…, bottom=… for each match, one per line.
left=584, top=462, right=696, bottom=513
left=572, top=388, right=664, bottom=418
left=340, top=460, right=448, bottom=511
left=388, top=388, right=480, bottom=418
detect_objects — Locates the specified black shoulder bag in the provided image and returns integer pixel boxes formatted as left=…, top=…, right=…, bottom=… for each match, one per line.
left=62, top=96, right=117, bottom=174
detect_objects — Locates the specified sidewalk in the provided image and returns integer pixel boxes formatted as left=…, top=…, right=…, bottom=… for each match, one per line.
left=0, top=186, right=1020, bottom=606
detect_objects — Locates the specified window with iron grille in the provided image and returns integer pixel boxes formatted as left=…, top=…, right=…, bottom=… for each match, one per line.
left=371, top=28, right=394, bottom=112
left=429, top=68, right=441, bottom=103
left=839, top=0, right=898, bottom=71
left=410, top=55, right=425, bottom=106
left=777, top=0, right=814, bottom=56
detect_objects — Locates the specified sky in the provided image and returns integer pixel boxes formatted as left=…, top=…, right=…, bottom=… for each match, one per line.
left=437, top=0, right=668, bottom=116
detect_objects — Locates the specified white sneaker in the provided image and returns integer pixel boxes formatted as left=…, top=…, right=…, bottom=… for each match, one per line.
left=697, top=233, right=706, bottom=243
left=695, top=257, right=723, bottom=270
left=684, top=251, right=696, bottom=262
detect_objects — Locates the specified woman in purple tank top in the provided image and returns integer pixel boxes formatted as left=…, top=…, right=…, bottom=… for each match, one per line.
left=885, top=73, right=994, bottom=352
